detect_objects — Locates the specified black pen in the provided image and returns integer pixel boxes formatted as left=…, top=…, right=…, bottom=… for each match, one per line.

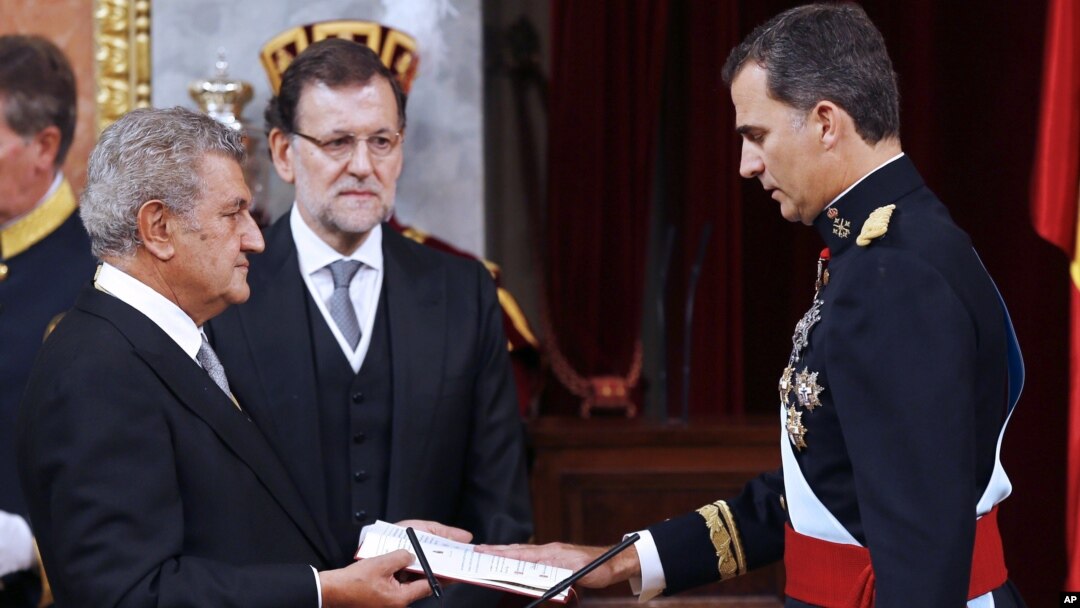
left=405, top=527, right=443, bottom=601
left=524, top=533, right=640, bottom=608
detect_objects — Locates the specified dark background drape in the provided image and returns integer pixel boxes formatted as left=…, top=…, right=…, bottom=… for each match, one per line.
left=542, top=0, right=1067, bottom=603
left=543, top=0, right=669, bottom=412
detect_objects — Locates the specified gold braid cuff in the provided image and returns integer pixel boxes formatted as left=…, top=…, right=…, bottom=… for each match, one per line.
left=696, top=500, right=747, bottom=581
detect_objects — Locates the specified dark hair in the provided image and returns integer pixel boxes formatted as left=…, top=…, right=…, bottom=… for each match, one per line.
left=265, top=38, right=407, bottom=134
left=721, top=3, right=900, bottom=144
left=0, top=35, right=77, bottom=167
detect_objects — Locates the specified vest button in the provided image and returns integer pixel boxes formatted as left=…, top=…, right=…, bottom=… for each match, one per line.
left=352, top=432, right=366, bottom=444
left=354, top=510, right=367, bottom=522
left=351, top=391, right=365, bottom=404
left=353, top=470, right=368, bottom=482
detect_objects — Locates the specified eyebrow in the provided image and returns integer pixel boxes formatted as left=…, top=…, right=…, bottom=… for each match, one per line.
left=735, top=125, right=762, bottom=136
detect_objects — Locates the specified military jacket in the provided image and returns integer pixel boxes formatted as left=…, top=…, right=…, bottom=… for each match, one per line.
left=649, top=156, right=1016, bottom=608
left=0, top=179, right=96, bottom=517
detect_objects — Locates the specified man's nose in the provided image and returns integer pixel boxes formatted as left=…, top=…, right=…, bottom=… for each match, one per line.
left=739, top=143, right=764, bottom=179
left=241, top=211, right=265, bottom=253
left=346, top=142, right=374, bottom=177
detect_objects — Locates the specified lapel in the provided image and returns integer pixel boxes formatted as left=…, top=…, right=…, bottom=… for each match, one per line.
left=234, top=218, right=334, bottom=552
left=381, top=228, right=446, bottom=516
left=76, top=287, right=334, bottom=565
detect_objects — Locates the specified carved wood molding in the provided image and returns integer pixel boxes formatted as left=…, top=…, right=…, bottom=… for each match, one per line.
left=93, top=0, right=151, bottom=133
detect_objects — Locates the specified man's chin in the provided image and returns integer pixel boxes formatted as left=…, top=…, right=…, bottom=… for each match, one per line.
left=226, top=285, right=252, bottom=306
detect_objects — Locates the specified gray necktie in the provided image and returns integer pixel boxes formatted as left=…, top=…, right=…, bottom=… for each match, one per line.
left=327, top=259, right=364, bottom=350
left=197, top=336, right=234, bottom=399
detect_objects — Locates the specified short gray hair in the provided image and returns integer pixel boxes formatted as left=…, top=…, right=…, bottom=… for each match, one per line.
left=721, top=3, right=900, bottom=144
left=80, top=107, right=246, bottom=259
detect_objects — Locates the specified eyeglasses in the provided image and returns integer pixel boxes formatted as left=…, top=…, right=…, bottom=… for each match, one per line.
left=292, top=130, right=403, bottom=161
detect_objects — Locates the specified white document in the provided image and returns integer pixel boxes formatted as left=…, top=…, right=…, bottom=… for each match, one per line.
left=356, top=520, right=572, bottom=603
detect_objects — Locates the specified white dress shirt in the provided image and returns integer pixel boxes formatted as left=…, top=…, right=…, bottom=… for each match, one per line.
left=631, top=152, right=908, bottom=602
left=290, top=205, right=384, bottom=373
left=95, top=262, right=203, bottom=360
left=95, top=262, right=324, bottom=605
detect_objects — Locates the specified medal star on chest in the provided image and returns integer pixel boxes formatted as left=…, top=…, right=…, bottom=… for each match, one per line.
left=794, top=368, right=824, bottom=411
left=786, top=406, right=808, bottom=451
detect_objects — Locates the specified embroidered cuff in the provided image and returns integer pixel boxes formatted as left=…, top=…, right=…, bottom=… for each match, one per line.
left=695, top=500, right=747, bottom=580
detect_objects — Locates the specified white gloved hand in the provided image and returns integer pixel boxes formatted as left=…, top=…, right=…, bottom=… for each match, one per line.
left=0, top=511, right=36, bottom=577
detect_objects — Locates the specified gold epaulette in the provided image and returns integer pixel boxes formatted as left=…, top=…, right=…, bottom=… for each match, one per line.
left=696, top=500, right=748, bottom=581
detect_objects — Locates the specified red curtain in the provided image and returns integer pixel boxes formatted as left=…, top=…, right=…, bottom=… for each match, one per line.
left=544, top=0, right=668, bottom=413
left=1031, top=0, right=1080, bottom=590
left=659, top=0, right=745, bottom=418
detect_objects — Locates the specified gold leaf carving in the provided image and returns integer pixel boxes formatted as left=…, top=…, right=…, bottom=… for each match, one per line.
left=94, top=0, right=152, bottom=134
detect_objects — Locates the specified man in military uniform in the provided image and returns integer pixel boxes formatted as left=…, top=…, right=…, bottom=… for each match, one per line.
left=481, top=4, right=1026, bottom=607
left=0, top=34, right=96, bottom=606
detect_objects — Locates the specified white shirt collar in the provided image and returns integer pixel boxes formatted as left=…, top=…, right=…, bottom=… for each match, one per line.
left=289, top=204, right=383, bottom=275
left=824, top=152, right=905, bottom=210
left=95, top=262, right=204, bottom=360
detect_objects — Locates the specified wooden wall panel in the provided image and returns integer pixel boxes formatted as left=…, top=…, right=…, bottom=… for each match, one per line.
left=2, top=0, right=96, bottom=194
left=527, top=417, right=784, bottom=607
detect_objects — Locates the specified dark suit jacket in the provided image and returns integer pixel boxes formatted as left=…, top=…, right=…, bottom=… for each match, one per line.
left=207, top=220, right=532, bottom=603
left=17, top=287, right=336, bottom=607
left=649, top=156, right=1020, bottom=607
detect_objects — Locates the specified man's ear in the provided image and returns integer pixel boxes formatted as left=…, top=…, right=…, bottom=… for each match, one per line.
left=31, top=126, right=62, bottom=173
left=812, top=101, right=842, bottom=150
left=268, top=128, right=296, bottom=184
left=136, top=200, right=176, bottom=261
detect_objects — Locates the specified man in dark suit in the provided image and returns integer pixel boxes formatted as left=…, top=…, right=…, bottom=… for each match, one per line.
left=207, top=39, right=532, bottom=606
left=0, top=34, right=97, bottom=606
left=17, top=107, right=451, bottom=607
left=482, top=5, right=1026, bottom=607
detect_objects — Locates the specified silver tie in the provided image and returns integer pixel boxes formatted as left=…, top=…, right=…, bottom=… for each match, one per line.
left=197, top=336, right=233, bottom=398
left=327, top=259, right=363, bottom=350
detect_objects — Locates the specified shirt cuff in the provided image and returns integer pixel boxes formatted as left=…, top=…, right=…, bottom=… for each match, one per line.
left=0, top=511, right=36, bottom=577
left=626, top=529, right=666, bottom=602
left=312, top=566, right=323, bottom=608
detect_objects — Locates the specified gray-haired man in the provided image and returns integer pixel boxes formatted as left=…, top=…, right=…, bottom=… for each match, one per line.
left=17, top=107, right=460, bottom=607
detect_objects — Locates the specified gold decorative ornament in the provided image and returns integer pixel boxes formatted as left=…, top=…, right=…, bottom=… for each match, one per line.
left=778, top=365, right=794, bottom=404
left=93, top=0, right=152, bottom=134
left=0, top=263, right=8, bottom=283
left=43, top=312, right=66, bottom=342
left=795, top=367, right=824, bottom=411
left=695, top=501, right=747, bottom=580
left=786, top=405, right=808, bottom=450
left=857, top=204, right=897, bottom=246
left=260, top=20, right=420, bottom=95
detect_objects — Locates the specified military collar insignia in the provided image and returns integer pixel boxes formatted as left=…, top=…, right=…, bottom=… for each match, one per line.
left=826, top=207, right=851, bottom=239
left=1, top=179, right=77, bottom=261
left=856, top=204, right=896, bottom=247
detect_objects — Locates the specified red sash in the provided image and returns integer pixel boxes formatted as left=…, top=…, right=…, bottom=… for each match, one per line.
left=783, top=506, right=1007, bottom=607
